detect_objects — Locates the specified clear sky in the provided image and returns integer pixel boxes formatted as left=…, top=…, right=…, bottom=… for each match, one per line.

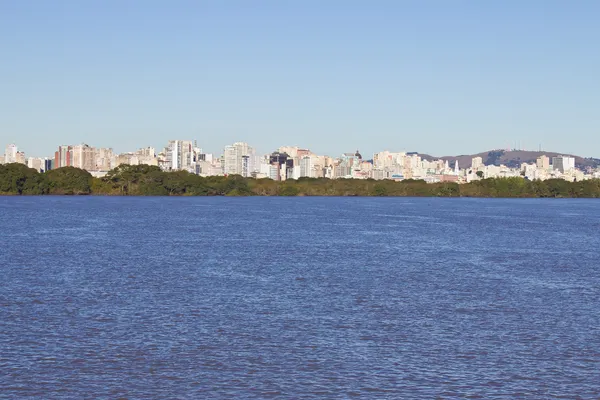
left=1, top=0, right=599, bottom=158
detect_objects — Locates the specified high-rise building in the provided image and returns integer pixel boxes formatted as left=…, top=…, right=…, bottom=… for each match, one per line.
left=167, top=140, right=180, bottom=170
left=299, top=156, right=313, bottom=178
left=536, top=155, right=550, bottom=170
left=269, top=152, right=294, bottom=180
left=4, top=144, right=18, bottom=163
left=164, top=140, right=194, bottom=171
left=137, top=147, right=156, bottom=158
left=180, top=141, right=193, bottom=170
left=471, top=157, right=483, bottom=169
left=223, top=142, right=256, bottom=177
left=54, top=145, right=72, bottom=168
left=72, top=144, right=96, bottom=171
left=95, top=147, right=114, bottom=171
left=269, top=152, right=289, bottom=166
left=27, top=157, right=51, bottom=172
left=552, top=156, right=575, bottom=173
left=268, top=164, right=280, bottom=180
left=336, top=151, right=362, bottom=178
left=15, top=152, right=26, bottom=165
left=278, top=146, right=299, bottom=158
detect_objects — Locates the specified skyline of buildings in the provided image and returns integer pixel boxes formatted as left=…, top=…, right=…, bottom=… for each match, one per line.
left=2, top=140, right=599, bottom=183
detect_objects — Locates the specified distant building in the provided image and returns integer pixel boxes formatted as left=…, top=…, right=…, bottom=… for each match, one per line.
left=269, top=152, right=294, bottom=180
left=27, top=157, right=52, bottom=172
left=95, top=147, right=114, bottom=171
left=223, top=142, right=256, bottom=177
left=28, top=157, right=42, bottom=172
left=336, top=150, right=362, bottom=178
left=536, top=155, right=550, bottom=170
left=268, top=163, right=280, bottom=180
left=72, top=144, right=96, bottom=171
left=163, top=140, right=194, bottom=171
left=552, top=156, right=575, bottom=173
left=471, top=157, right=483, bottom=169
left=299, top=156, right=313, bottom=178
left=15, top=152, right=26, bottom=165
left=4, top=144, right=18, bottom=163
left=55, top=145, right=72, bottom=168
left=53, top=144, right=115, bottom=171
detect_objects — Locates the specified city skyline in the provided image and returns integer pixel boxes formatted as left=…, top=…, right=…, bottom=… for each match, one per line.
left=3, top=138, right=596, bottom=185
left=2, top=1, right=599, bottom=158
left=1, top=137, right=590, bottom=161
left=2, top=138, right=596, bottom=162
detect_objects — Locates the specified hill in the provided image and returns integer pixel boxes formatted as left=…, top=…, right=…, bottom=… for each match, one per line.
left=418, top=150, right=600, bottom=171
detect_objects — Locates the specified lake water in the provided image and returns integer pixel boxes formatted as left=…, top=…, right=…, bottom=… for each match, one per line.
left=1, top=197, right=600, bottom=398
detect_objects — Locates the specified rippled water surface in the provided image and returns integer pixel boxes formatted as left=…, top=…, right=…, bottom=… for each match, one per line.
left=1, top=197, right=600, bottom=398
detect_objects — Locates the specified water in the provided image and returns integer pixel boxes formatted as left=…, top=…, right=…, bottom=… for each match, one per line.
left=1, top=197, right=600, bottom=399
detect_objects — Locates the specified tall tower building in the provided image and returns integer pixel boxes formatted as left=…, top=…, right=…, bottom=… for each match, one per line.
left=72, top=144, right=96, bottom=171
left=536, top=155, right=550, bottom=170
left=54, top=145, right=72, bottom=168
left=552, top=156, right=575, bottom=173
left=164, top=140, right=194, bottom=171
left=223, top=142, right=256, bottom=177
left=300, top=156, right=313, bottom=178
left=4, top=144, right=18, bottom=163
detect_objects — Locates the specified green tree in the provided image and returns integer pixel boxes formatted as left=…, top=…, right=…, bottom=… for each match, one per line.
left=545, top=179, right=571, bottom=198
left=104, top=164, right=164, bottom=194
left=373, top=184, right=388, bottom=196
left=163, top=170, right=191, bottom=195
left=0, top=163, right=46, bottom=194
left=45, top=167, right=93, bottom=195
left=279, top=184, right=300, bottom=196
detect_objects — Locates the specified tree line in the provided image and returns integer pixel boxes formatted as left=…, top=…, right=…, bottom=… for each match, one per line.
left=1, top=163, right=600, bottom=198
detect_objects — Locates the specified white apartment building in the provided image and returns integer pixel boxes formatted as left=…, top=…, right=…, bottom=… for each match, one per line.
left=164, top=140, right=194, bottom=171
left=27, top=157, right=52, bottom=173
left=299, top=155, right=313, bottom=178
left=471, top=156, right=483, bottom=169
left=4, top=144, right=18, bottom=163
left=96, top=147, right=114, bottom=171
left=72, top=144, right=96, bottom=171
left=223, top=142, right=257, bottom=177
left=373, top=151, right=407, bottom=170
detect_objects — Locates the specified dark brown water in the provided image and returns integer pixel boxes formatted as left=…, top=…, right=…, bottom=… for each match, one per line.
left=1, top=197, right=599, bottom=398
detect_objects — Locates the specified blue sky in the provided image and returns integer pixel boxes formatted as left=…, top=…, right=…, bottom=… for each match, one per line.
left=1, top=0, right=599, bottom=158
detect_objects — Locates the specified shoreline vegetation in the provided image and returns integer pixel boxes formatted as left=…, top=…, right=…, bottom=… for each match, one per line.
left=2, top=163, right=600, bottom=198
